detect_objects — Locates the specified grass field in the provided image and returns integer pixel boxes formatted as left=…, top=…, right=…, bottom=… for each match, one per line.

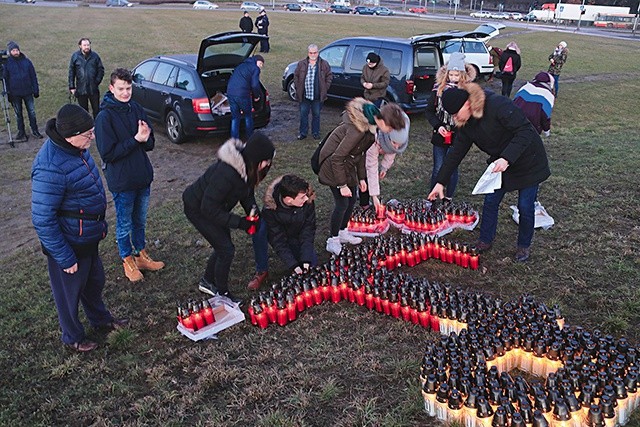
left=1, top=4, right=640, bottom=426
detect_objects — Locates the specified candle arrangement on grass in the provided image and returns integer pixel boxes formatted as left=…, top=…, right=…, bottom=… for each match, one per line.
left=386, top=198, right=479, bottom=236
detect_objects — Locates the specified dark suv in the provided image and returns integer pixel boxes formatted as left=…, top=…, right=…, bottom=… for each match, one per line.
left=131, top=32, right=271, bottom=144
left=282, top=34, right=455, bottom=114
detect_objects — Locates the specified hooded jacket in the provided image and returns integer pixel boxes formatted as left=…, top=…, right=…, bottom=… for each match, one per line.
left=182, top=139, right=257, bottom=229
left=68, top=49, right=105, bottom=96
left=226, top=57, right=263, bottom=99
left=95, top=91, right=155, bottom=193
left=3, top=52, right=39, bottom=98
left=425, top=64, right=477, bottom=147
left=499, top=48, right=522, bottom=79
left=360, top=58, right=390, bottom=101
left=548, top=47, right=568, bottom=76
left=32, top=119, right=108, bottom=269
left=435, top=83, right=550, bottom=192
left=262, top=176, right=317, bottom=269
left=293, top=56, right=333, bottom=103
left=318, top=98, right=377, bottom=188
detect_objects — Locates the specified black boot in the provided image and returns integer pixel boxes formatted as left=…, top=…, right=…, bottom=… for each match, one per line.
left=15, top=131, right=28, bottom=142
left=32, top=130, right=43, bottom=139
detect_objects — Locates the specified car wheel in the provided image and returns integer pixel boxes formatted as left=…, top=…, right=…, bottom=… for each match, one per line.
left=165, top=110, right=186, bottom=144
left=287, top=79, right=297, bottom=102
left=471, top=65, right=481, bottom=82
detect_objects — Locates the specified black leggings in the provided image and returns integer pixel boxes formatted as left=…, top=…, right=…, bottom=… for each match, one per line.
left=329, top=185, right=357, bottom=237
left=184, top=204, right=234, bottom=293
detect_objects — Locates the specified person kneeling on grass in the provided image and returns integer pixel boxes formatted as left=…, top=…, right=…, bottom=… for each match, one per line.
left=262, top=174, right=318, bottom=276
left=182, top=132, right=275, bottom=307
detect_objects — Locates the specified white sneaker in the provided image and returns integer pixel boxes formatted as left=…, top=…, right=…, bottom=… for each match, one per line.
left=326, top=236, right=343, bottom=255
left=338, top=229, right=362, bottom=245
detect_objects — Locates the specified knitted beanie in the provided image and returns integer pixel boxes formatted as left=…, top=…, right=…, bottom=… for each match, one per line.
left=7, top=41, right=19, bottom=51
left=242, top=131, right=275, bottom=163
left=366, top=52, right=380, bottom=64
left=55, top=104, right=94, bottom=138
left=441, top=87, right=469, bottom=115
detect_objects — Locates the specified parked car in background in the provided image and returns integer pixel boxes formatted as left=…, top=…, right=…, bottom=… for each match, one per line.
left=131, top=32, right=271, bottom=144
left=106, top=0, right=133, bottom=6
left=284, top=2, right=302, bottom=11
left=470, top=10, right=491, bottom=18
left=328, top=4, right=352, bottom=13
left=301, top=3, right=325, bottom=12
left=520, top=12, right=538, bottom=21
left=508, top=12, right=523, bottom=20
left=474, top=22, right=505, bottom=40
left=193, top=0, right=218, bottom=9
left=240, top=1, right=263, bottom=11
left=353, top=6, right=375, bottom=14
left=373, top=6, right=394, bottom=15
left=282, top=34, right=458, bottom=113
left=409, top=6, right=427, bottom=13
left=438, top=30, right=494, bottom=79
left=490, top=11, right=510, bottom=19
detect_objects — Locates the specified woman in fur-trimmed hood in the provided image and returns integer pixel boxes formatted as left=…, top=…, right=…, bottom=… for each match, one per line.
left=182, top=132, right=275, bottom=305
left=262, top=175, right=318, bottom=274
left=425, top=52, right=476, bottom=198
left=428, top=82, right=550, bottom=263
left=318, top=97, right=406, bottom=256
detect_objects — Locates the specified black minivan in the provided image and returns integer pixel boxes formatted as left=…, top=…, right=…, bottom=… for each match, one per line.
left=131, top=32, right=271, bottom=144
left=282, top=34, right=456, bottom=114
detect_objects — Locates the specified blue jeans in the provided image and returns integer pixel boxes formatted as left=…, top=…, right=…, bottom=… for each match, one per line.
left=228, top=95, right=254, bottom=139
left=431, top=145, right=458, bottom=198
left=112, top=187, right=150, bottom=258
left=479, top=184, right=539, bottom=248
left=553, top=74, right=560, bottom=95
left=299, top=98, right=322, bottom=137
left=11, top=94, right=39, bottom=134
left=252, top=218, right=269, bottom=273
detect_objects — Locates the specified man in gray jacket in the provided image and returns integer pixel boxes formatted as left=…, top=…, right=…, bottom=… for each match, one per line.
left=69, top=38, right=105, bottom=118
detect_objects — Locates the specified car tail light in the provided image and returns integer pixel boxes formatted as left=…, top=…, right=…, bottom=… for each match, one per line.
left=192, top=98, right=211, bottom=114
left=405, top=80, right=415, bottom=95
left=489, top=56, right=493, bottom=65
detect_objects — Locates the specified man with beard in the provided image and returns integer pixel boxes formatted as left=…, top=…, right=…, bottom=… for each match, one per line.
left=69, top=38, right=105, bottom=118
left=427, top=83, right=550, bottom=262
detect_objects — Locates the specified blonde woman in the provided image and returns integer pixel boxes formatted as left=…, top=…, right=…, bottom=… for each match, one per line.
left=425, top=52, right=476, bottom=198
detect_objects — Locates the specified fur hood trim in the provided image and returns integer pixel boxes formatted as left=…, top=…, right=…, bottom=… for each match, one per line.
left=217, top=138, right=247, bottom=181
left=346, top=97, right=377, bottom=135
left=459, top=82, right=486, bottom=120
left=435, top=62, right=477, bottom=82
left=263, top=175, right=316, bottom=210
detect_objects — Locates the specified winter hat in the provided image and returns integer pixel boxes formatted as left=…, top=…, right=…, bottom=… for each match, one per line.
left=559, top=41, right=567, bottom=48
left=362, top=102, right=380, bottom=125
left=441, top=87, right=469, bottom=115
left=447, top=52, right=466, bottom=71
left=366, top=52, right=380, bottom=64
left=253, top=54, right=265, bottom=64
left=533, top=72, right=551, bottom=84
left=242, top=131, right=276, bottom=163
left=506, top=41, right=521, bottom=54
left=55, top=104, right=94, bottom=138
left=378, top=113, right=409, bottom=154
left=7, top=41, right=19, bottom=51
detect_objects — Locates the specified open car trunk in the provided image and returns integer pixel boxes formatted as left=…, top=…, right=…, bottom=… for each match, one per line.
left=197, top=32, right=269, bottom=116
left=412, top=44, right=441, bottom=101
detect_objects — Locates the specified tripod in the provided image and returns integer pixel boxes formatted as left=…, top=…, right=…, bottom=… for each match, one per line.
left=1, top=75, right=15, bottom=148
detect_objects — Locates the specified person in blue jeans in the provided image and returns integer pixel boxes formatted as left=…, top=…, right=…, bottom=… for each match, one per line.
left=3, top=41, right=43, bottom=142
left=226, top=55, right=264, bottom=139
left=95, top=68, right=165, bottom=282
left=293, top=44, right=333, bottom=140
left=425, top=52, right=475, bottom=198
left=428, top=83, right=550, bottom=262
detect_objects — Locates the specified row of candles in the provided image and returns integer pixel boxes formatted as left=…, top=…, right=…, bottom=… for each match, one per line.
left=347, top=205, right=389, bottom=234
left=247, top=233, right=482, bottom=329
left=176, top=299, right=215, bottom=331
left=386, top=198, right=479, bottom=234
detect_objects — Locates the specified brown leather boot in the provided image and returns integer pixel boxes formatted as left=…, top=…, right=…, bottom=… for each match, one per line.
left=247, top=271, right=268, bottom=291
left=135, top=249, right=165, bottom=271
left=123, top=255, right=144, bottom=282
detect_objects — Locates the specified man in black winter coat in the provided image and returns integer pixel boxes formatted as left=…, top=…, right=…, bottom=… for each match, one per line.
left=262, top=175, right=317, bottom=275
left=255, top=9, right=270, bottom=53
left=428, top=83, right=550, bottom=263
left=239, top=11, right=253, bottom=32
left=69, top=38, right=105, bottom=118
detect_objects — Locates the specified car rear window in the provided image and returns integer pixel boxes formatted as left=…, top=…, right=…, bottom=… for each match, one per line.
left=175, top=68, right=197, bottom=91
left=415, top=46, right=439, bottom=69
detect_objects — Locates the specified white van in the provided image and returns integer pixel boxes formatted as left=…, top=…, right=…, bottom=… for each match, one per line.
left=334, top=0, right=351, bottom=6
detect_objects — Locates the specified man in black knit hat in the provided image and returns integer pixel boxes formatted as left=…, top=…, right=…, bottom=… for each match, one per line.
left=32, top=104, right=128, bottom=353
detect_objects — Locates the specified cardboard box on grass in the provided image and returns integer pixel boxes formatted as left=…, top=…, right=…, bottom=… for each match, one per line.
left=177, top=295, right=245, bottom=341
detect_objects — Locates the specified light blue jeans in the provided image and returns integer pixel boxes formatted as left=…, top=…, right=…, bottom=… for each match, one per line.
left=112, top=186, right=150, bottom=258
